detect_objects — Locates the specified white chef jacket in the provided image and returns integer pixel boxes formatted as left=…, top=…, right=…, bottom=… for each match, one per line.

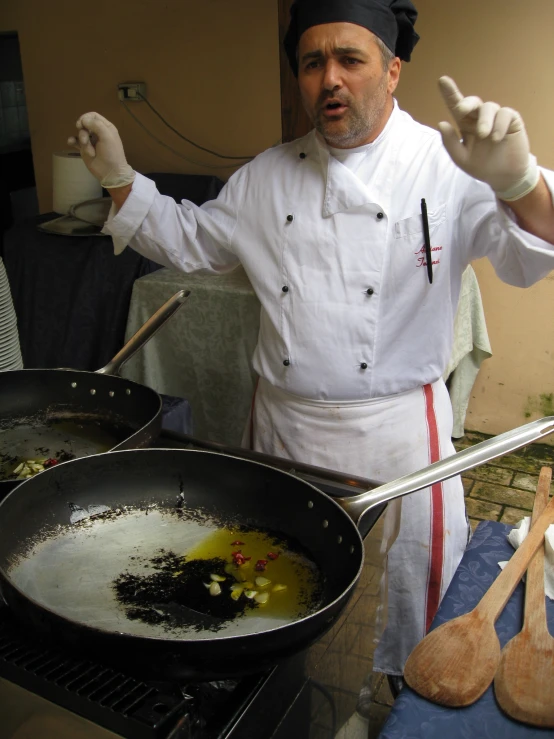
left=106, top=101, right=554, bottom=403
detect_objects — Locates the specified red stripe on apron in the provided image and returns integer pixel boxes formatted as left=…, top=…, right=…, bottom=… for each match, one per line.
left=248, top=378, right=260, bottom=450
left=423, top=383, right=445, bottom=633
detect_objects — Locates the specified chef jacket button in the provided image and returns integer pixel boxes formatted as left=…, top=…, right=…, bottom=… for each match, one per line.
left=282, top=285, right=289, bottom=293
left=376, top=212, right=384, bottom=220
left=366, top=287, right=374, bottom=296
left=299, top=152, right=306, bottom=159
left=283, top=359, right=290, bottom=366
left=286, top=214, right=294, bottom=222
left=360, top=362, right=368, bottom=370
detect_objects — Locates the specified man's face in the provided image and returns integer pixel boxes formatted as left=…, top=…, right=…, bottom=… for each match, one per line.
left=297, top=22, right=401, bottom=148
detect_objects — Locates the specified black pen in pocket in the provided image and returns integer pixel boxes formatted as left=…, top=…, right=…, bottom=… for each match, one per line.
left=421, top=198, right=433, bottom=284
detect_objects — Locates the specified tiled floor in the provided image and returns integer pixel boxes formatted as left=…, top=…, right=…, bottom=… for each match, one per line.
left=305, top=431, right=554, bottom=738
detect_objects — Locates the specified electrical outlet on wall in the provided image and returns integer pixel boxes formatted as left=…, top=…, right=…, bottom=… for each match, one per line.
left=118, top=82, right=146, bottom=102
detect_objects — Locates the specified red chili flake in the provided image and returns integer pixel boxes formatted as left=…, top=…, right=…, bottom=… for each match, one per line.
left=255, top=559, right=268, bottom=572
left=267, top=552, right=279, bottom=561
left=43, top=459, right=59, bottom=468
left=231, top=540, right=245, bottom=546
left=232, top=551, right=251, bottom=566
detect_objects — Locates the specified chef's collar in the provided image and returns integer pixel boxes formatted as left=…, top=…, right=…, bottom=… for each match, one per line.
left=284, top=0, right=420, bottom=77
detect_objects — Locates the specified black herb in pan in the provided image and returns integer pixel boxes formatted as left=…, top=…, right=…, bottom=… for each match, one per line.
left=113, top=552, right=257, bottom=630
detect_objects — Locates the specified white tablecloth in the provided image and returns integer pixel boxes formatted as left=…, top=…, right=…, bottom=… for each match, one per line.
left=121, top=265, right=491, bottom=445
left=121, top=266, right=260, bottom=445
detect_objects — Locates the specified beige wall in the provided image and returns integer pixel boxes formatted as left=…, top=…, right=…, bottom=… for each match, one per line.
left=0, top=0, right=282, bottom=206
left=2, top=0, right=553, bottom=438
left=394, top=0, right=554, bottom=439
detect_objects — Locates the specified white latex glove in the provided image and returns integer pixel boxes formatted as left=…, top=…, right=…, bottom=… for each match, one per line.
left=438, top=76, right=539, bottom=201
left=67, top=112, right=135, bottom=189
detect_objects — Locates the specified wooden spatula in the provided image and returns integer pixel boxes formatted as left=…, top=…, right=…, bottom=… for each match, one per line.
left=403, top=487, right=554, bottom=707
left=494, top=466, right=554, bottom=726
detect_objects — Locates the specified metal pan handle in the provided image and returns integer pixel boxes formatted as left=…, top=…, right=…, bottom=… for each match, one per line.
left=337, top=417, right=554, bottom=525
left=95, top=290, right=190, bottom=376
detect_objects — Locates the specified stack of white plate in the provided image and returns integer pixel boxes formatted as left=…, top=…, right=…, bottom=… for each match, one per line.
left=0, top=259, right=23, bottom=371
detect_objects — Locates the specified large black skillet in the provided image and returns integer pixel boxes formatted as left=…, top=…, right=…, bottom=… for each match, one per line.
left=0, top=416, right=552, bottom=682
left=0, top=290, right=189, bottom=498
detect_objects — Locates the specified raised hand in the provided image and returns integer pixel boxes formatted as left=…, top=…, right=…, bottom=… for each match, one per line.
left=437, top=76, right=539, bottom=201
left=68, top=113, right=135, bottom=189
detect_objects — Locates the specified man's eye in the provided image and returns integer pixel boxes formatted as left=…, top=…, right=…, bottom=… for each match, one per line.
left=305, top=60, right=320, bottom=70
left=344, top=57, right=361, bottom=65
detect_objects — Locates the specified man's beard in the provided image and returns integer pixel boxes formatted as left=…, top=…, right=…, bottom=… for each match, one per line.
left=314, top=73, right=389, bottom=148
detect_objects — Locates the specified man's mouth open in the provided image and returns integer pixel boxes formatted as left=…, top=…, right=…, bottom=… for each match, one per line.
left=321, top=100, right=348, bottom=118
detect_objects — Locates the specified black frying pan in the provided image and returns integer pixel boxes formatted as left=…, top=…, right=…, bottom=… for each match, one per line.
left=0, top=417, right=552, bottom=682
left=0, top=291, right=189, bottom=499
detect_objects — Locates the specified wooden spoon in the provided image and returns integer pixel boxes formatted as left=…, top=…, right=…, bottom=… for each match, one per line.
left=494, top=466, right=554, bottom=726
left=403, top=486, right=554, bottom=707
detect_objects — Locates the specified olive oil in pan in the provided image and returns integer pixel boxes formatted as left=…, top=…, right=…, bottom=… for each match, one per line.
left=183, top=527, right=324, bottom=620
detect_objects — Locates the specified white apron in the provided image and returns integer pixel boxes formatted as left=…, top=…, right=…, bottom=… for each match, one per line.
left=243, top=376, right=469, bottom=675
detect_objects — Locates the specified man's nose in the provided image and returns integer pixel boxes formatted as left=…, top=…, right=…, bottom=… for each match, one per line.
left=322, top=60, right=343, bottom=91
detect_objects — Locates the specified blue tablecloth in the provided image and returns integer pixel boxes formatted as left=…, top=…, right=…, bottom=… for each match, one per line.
left=160, top=393, right=193, bottom=435
left=379, top=520, right=554, bottom=738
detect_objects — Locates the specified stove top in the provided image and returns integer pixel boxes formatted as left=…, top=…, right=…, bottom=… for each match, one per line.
left=0, top=598, right=313, bottom=738
left=0, top=429, right=317, bottom=739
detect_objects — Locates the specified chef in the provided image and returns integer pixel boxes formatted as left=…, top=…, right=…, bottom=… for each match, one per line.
left=68, top=0, right=554, bottom=720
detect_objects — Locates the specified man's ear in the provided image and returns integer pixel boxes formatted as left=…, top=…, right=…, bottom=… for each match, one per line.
left=388, top=58, right=401, bottom=95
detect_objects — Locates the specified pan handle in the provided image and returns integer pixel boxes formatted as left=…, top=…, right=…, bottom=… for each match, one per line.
left=95, top=290, right=190, bottom=376
left=337, top=417, right=554, bottom=525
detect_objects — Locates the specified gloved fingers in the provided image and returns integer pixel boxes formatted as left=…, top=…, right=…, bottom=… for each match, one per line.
left=75, top=113, right=119, bottom=154
left=438, top=76, right=464, bottom=109
left=448, top=96, right=484, bottom=136
left=487, top=105, right=515, bottom=142
left=76, top=128, right=96, bottom=158
left=66, top=132, right=95, bottom=158
left=474, top=101, right=501, bottom=139
left=499, top=106, right=525, bottom=136
left=73, top=112, right=118, bottom=157
left=475, top=103, right=523, bottom=143
left=438, top=76, right=481, bottom=118
left=75, top=111, right=115, bottom=134
left=438, top=120, right=472, bottom=168
left=438, top=76, right=485, bottom=130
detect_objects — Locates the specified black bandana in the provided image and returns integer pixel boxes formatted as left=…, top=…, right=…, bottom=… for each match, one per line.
left=284, top=0, right=420, bottom=77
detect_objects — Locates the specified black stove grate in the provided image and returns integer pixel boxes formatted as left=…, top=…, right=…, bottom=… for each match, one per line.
left=0, top=604, right=193, bottom=738
left=0, top=604, right=277, bottom=739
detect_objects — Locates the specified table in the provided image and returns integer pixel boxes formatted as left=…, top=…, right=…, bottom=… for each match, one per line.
left=379, top=520, right=554, bottom=738
left=1, top=214, right=161, bottom=371
left=122, top=265, right=491, bottom=447
left=121, top=265, right=260, bottom=446
left=1, top=173, right=224, bottom=373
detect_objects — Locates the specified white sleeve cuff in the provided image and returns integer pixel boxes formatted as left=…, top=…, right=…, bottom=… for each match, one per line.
left=101, top=173, right=157, bottom=255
